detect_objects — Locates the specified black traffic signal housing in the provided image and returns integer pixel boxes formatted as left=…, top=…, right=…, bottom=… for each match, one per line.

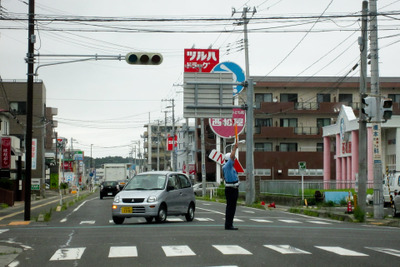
left=380, top=98, right=393, bottom=122
left=125, top=52, right=163, bottom=65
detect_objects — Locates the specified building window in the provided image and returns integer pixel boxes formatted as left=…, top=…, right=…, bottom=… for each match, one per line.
left=10, top=102, right=27, bottom=115
left=280, top=143, right=297, bottom=152
left=255, top=118, right=272, bottom=127
left=280, top=118, right=297, bottom=127
left=388, top=94, right=400, bottom=104
left=338, top=94, right=352, bottom=104
left=317, top=143, right=323, bottom=152
left=317, top=94, right=330, bottom=103
left=255, top=142, right=272, bottom=152
left=255, top=93, right=272, bottom=108
left=316, top=118, right=331, bottom=128
left=280, top=93, right=298, bottom=103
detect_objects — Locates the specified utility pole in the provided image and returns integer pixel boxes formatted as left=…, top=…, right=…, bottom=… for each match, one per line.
left=24, top=0, right=35, bottom=221
left=147, top=112, right=152, bottom=171
left=233, top=6, right=256, bottom=204
left=358, top=1, right=368, bottom=216
left=157, top=120, right=160, bottom=171
left=163, top=99, right=176, bottom=171
left=369, top=0, right=384, bottom=219
left=164, top=111, right=168, bottom=170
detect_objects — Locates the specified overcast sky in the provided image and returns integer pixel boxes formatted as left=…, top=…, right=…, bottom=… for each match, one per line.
left=1, top=0, right=399, bottom=158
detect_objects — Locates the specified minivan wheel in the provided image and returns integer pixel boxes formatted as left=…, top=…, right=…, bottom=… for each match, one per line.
left=185, top=204, right=195, bottom=222
left=113, top=216, right=125, bottom=224
left=155, top=205, right=167, bottom=223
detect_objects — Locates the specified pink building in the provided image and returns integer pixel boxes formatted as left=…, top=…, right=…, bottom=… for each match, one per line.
left=323, top=105, right=400, bottom=189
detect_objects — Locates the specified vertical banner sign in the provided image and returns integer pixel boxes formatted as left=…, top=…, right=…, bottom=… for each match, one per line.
left=1, top=137, right=11, bottom=169
left=167, top=135, right=173, bottom=151
left=32, top=138, right=37, bottom=170
left=184, top=48, right=219, bottom=73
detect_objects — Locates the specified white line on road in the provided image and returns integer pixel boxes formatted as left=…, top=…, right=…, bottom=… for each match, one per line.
left=264, top=245, right=311, bottom=254
left=162, top=245, right=196, bottom=257
left=315, top=246, right=368, bottom=256
left=109, top=246, right=138, bottom=258
left=213, top=245, right=252, bottom=255
left=50, top=247, right=86, bottom=261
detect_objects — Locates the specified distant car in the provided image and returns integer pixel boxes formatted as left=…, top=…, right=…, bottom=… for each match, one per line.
left=393, top=194, right=400, bottom=217
left=100, top=181, right=120, bottom=199
left=111, top=171, right=196, bottom=224
left=193, top=182, right=219, bottom=196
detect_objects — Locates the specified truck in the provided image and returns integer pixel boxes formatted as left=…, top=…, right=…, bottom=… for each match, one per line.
left=383, top=172, right=400, bottom=206
left=103, top=163, right=132, bottom=189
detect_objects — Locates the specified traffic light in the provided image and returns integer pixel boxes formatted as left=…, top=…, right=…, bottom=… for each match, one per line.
left=125, top=52, right=163, bottom=65
left=361, top=96, right=377, bottom=122
left=380, top=98, right=393, bottom=122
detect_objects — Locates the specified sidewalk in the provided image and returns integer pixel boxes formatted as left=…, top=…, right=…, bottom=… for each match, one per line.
left=0, top=189, right=94, bottom=226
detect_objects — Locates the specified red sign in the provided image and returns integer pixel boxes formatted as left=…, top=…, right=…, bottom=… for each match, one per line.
left=184, top=49, right=219, bottom=73
left=209, top=108, right=246, bottom=139
left=167, top=136, right=173, bottom=151
left=1, top=137, right=11, bottom=169
left=63, top=161, right=73, bottom=172
left=234, top=158, right=245, bottom=174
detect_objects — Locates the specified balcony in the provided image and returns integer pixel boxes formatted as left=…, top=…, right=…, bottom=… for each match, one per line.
left=255, top=101, right=360, bottom=115
left=254, top=126, right=322, bottom=139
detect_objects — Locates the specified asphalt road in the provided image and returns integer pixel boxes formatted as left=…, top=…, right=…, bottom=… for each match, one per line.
left=1, top=193, right=400, bottom=266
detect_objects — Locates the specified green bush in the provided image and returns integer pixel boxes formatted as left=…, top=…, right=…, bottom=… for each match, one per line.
left=353, top=206, right=365, bottom=222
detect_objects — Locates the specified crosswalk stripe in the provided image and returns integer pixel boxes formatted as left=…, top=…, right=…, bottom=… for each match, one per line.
left=308, top=220, right=332, bottom=225
left=279, top=219, right=302, bottom=224
left=50, top=248, right=86, bottom=261
left=213, top=245, right=252, bottom=255
left=167, top=218, right=184, bottom=222
left=250, top=219, right=273, bottom=223
left=162, top=245, right=196, bottom=257
left=366, top=247, right=400, bottom=257
left=264, top=245, right=311, bottom=254
left=80, top=220, right=95, bottom=225
left=109, top=246, right=138, bottom=258
left=315, top=246, right=368, bottom=256
left=195, top=218, right=215, bottom=222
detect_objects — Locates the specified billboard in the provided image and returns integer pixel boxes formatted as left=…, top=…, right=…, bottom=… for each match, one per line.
left=184, top=48, right=219, bottom=73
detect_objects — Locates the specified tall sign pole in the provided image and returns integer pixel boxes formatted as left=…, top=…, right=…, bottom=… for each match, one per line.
left=358, top=0, right=368, bottom=217
left=370, top=0, right=384, bottom=219
left=25, top=0, right=35, bottom=221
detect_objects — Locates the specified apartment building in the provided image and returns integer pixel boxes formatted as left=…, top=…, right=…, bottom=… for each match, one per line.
left=197, top=76, right=400, bottom=182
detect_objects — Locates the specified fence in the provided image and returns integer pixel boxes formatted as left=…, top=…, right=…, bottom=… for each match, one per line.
left=238, top=180, right=374, bottom=197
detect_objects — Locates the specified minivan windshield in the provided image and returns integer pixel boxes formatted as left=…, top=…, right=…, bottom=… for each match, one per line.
left=124, top=174, right=166, bottom=190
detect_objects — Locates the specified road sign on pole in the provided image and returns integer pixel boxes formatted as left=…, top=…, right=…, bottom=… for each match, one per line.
left=299, top=161, right=306, bottom=201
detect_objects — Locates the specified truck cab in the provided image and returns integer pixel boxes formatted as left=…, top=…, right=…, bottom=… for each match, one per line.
left=383, top=172, right=400, bottom=205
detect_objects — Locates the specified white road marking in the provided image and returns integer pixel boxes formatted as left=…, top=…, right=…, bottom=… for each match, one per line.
left=162, top=245, right=196, bottom=257
left=264, top=245, right=311, bottom=254
left=279, top=219, right=302, bottom=224
left=250, top=219, right=273, bottom=223
left=167, top=218, right=184, bottom=222
left=109, top=246, right=138, bottom=258
left=366, top=247, right=400, bottom=257
left=242, top=210, right=255, bottom=214
left=50, top=247, right=86, bottom=261
left=0, top=229, right=9, bottom=234
left=195, top=217, right=215, bottom=222
left=315, top=246, right=368, bottom=256
left=308, top=220, right=332, bottom=225
left=80, top=220, right=95, bottom=224
left=197, top=207, right=225, bottom=215
left=213, top=245, right=252, bottom=255
left=60, top=218, right=67, bottom=223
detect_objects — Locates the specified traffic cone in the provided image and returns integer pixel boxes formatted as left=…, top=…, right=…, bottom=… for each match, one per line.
left=268, top=202, right=276, bottom=208
left=347, top=200, right=353, bottom=213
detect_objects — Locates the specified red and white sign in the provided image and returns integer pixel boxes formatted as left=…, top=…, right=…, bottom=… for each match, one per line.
left=209, top=108, right=246, bottom=139
left=167, top=135, right=177, bottom=151
left=208, top=149, right=225, bottom=165
left=1, top=137, right=11, bottom=169
left=184, top=48, right=219, bottom=73
left=208, top=149, right=245, bottom=174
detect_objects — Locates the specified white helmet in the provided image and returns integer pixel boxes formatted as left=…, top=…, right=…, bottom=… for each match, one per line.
left=224, top=153, right=231, bottom=161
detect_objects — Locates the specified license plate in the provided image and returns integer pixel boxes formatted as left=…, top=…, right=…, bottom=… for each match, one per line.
left=107, top=193, right=113, bottom=195
left=121, top=207, right=132, bottom=214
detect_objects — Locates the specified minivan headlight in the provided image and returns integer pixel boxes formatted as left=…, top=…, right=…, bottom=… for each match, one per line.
left=114, top=195, right=121, bottom=203
left=147, top=196, right=157, bottom=203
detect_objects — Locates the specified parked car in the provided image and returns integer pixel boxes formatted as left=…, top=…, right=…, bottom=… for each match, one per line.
left=100, top=181, right=120, bottom=199
left=193, top=182, right=219, bottom=196
left=111, top=171, right=196, bottom=224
